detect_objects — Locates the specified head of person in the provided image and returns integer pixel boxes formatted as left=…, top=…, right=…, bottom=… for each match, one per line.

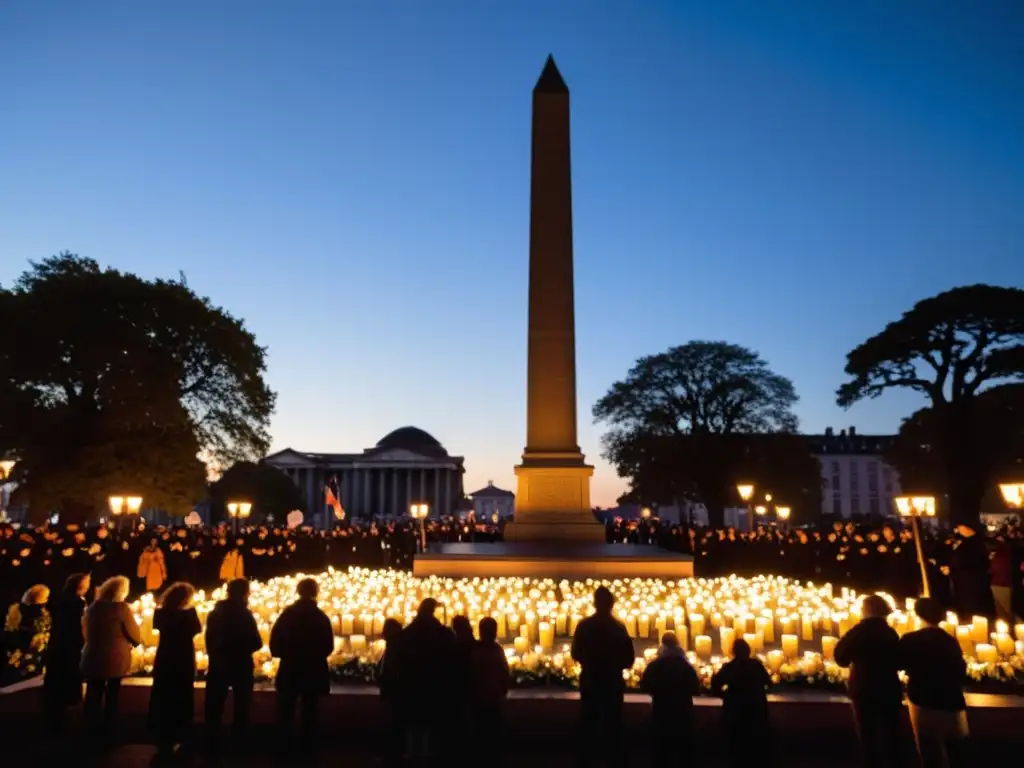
left=96, top=576, right=130, bottom=603
left=96, top=526, right=109, bottom=540
left=21, top=584, right=50, bottom=606
left=159, top=582, right=196, bottom=611
left=296, top=577, right=318, bottom=601
left=382, top=617, right=403, bottom=644
left=148, top=537, right=158, bottom=549
left=479, top=616, right=498, bottom=644
left=861, top=594, right=892, bottom=620
left=416, top=597, right=438, bottom=621
left=732, top=637, right=752, bottom=660
left=658, top=630, right=683, bottom=657
left=914, top=597, right=945, bottom=627
left=64, top=572, right=90, bottom=599
left=593, top=586, right=615, bottom=616
left=452, top=614, right=473, bottom=642
left=225, top=578, right=250, bottom=604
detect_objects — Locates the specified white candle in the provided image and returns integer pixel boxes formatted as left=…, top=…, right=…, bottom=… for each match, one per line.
left=976, top=643, right=997, bottom=664
left=993, top=632, right=1015, bottom=657
left=955, top=626, right=973, bottom=655
left=1015, top=624, right=1024, bottom=643
left=720, top=627, right=735, bottom=657
left=695, top=634, right=712, bottom=659
left=638, top=613, right=650, bottom=639
left=781, top=634, right=799, bottom=660
left=341, top=613, right=354, bottom=635
left=555, top=613, right=567, bottom=636
left=654, top=615, right=668, bottom=639
left=513, top=635, right=529, bottom=656
left=801, top=615, right=814, bottom=642
left=495, top=613, right=507, bottom=639
left=690, top=614, right=705, bottom=638
left=766, top=649, right=784, bottom=674
left=971, top=616, right=988, bottom=645
left=822, top=635, right=837, bottom=661
left=677, top=625, right=689, bottom=651
left=350, top=634, right=367, bottom=653
left=539, top=621, right=554, bottom=651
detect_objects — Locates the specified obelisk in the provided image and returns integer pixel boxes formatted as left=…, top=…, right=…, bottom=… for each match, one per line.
left=505, top=55, right=604, bottom=543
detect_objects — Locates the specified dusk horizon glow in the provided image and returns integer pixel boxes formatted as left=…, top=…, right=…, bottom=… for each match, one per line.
left=2, top=2, right=1022, bottom=507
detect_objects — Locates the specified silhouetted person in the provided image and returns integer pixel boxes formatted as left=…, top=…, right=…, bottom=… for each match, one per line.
left=900, top=598, right=969, bottom=768
left=148, top=582, right=202, bottom=760
left=396, top=597, right=456, bottom=765
left=640, top=630, right=700, bottom=768
left=570, top=586, right=635, bottom=767
left=835, top=594, right=904, bottom=768
left=711, top=637, right=772, bottom=768
left=469, top=616, right=510, bottom=763
left=42, top=572, right=90, bottom=732
left=379, top=617, right=406, bottom=767
left=269, top=576, right=334, bottom=759
left=950, top=524, right=995, bottom=617
left=450, top=614, right=475, bottom=742
left=80, top=575, right=141, bottom=749
left=204, top=578, right=263, bottom=756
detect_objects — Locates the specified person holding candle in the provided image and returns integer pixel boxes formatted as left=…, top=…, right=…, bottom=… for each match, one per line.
left=834, top=594, right=904, bottom=768
left=640, top=630, right=700, bottom=768
left=710, top=637, right=772, bottom=768
left=269, top=576, right=335, bottom=760
left=204, top=578, right=263, bottom=757
left=898, top=598, right=969, bottom=768
left=570, top=586, right=635, bottom=768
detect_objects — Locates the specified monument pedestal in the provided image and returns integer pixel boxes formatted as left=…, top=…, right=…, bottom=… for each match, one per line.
left=504, top=458, right=605, bottom=542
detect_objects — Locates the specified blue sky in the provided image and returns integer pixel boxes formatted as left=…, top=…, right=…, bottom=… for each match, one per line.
left=2, top=2, right=1022, bottom=506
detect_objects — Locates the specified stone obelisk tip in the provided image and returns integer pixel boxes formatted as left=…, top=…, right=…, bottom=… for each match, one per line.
left=534, top=54, right=569, bottom=94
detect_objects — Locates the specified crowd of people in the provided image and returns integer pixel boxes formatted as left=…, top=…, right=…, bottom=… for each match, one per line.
left=28, top=574, right=976, bottom=767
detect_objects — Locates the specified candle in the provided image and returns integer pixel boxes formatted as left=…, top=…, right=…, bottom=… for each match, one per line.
left=495, top=613, right=507, bottom=639
left=975, top=643, right=997, bottom=664
left=359, top=612, right=373, bottom=636
left=781, top=616, right=795, bottom=635
left=623, top=613, right=637, bottom=638
left=1015, top=624, right=1024, bottom=643
left=838, top=613, right=851, bottom=638
left=519, top=623, right=531, bottom=642
left=677, top=625, right=689, bottom=651
left=655, top=615, right=668, bottom=639
left=341, top=614, right=354, bottom=635
left=759, top=614, right=775, bottom=643
left=720, top=627, right=735, bottom=657
left=781, top=634, right=799, bottom=660
left=955, top=626, right=973, bottom=655
left=801, top=615, right=814, bottom=642
left=508, top=613, right=520, bottom=635
left=822, top=635, right=837, bottom=661
left=993, top=632, right=1015, bottom=657
left=971, top=616, right=988, bottom=645
left=695, top=634, right=712, bottom=659
left=350, top=634, right=367, bottom=653
left=638, top=613, right=651, bottom=639
left=555, top=613, right=567, bottom=636
left=743, top=632, right=758, bottom=654
left=939, top=621, right=954, bottom=637
left=766, top=649, right=784, bottom=674
left=539, top=621, right=554, bottom=651
left=570, top=614, right=581, bottom=637
left=513, top=635, right=529, bottom=656
left=690, top=614, right=705, bottom=638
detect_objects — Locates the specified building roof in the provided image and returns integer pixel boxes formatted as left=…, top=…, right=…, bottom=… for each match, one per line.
left=805, top=427, right=894, bottom=456
left=374, top=426, right=449, bottom=458
left=468, top=481, right=514, bottom=499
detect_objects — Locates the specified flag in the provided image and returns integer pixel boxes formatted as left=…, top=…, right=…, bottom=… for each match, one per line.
left=325, top=475, right=345, bottom=520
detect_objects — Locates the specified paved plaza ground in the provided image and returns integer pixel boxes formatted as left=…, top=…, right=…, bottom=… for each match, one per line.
left=1, top=684, right=1022, bottom=766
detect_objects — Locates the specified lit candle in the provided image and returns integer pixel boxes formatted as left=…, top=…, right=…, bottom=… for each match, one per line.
left=350, top=634, right=367, bottom=653
left=690, top=614, right=705, bottom=637
left=801, top=615, right=814, bottom=642
left=993, top=632, right=1015, bottom=657
left=743, top=632, right=758, bottom=654
left=759, top=614, right=774, bottom=643
left=539, top=621, right=554, bottom=650
left=359, top=612, right=373, bottom=636
left=781, top=634, right=798, bottom=660
left=495, top=613, right=507, bottom=639
left=720, top=627, right=735, bottom=657
left=654, top=615, right=668, bottom=639
left=955, top=626, right=973, bottom=655
left=677, top=625, right=689, bottom=651
left=695, top=634, right=712, bottom=659
left=971, top=616, right=988, bottom=645
left=555, top=613, right=567, bottom=636
left=513, top=635, right=529, bottom=656
left=975, top=643, right=997, bottom=664
left=766, top=649, right=784, bottom=674
left=1015, top=624, right=1024, bottom=643
left=638, top=613, right=650, bottom=639
left=821, top=635, right=837, bottom=661
left=341, top=614, right=354, bottom=635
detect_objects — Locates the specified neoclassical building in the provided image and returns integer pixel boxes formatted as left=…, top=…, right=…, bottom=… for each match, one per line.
left=264, top=427, right=465, bottom=524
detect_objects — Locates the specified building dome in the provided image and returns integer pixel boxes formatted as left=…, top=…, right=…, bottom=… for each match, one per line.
left=375, top=426, right=447, bottom=457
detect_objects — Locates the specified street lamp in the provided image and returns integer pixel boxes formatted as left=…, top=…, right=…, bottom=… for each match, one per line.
left=0, top=460, right=16, bottom=522
left=894, top=495, right=936, bottom=598
left=737, top=483, right=755, bottom=531
left=227, top=501, right=252, bottom=536
left=410, top=502, right=430, bottom=552
left=640, top=507, right=652, bottom=519
left=775, top=505, right=791, bottom=532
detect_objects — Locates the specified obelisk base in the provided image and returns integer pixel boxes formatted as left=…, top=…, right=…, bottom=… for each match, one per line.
left=504, top=459, right=605, bottom=542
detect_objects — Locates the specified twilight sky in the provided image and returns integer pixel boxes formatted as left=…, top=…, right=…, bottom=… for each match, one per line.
left=2, top=2, right=1022, bottom=507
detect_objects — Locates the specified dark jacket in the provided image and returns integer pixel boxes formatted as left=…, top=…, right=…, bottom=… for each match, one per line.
left=711, top=657, right=771, bottom=726
left=269, top=598, right=334, bottom=696
left=205, top=598, right=263, bottom=680
left=899, top=626, right=966, bottom=712
left=570, top=612, right=635, bottom=696
left=469, top=640, right=510, bottom=706
left=148, top=607, right=202, bottom=735
left=834, top=616, right=902, bottom=705
left=43, top=594, right=87, bottom=707
left=395, top=615, right=456, bottom=721
left=640, top=650, right=700, bottom=721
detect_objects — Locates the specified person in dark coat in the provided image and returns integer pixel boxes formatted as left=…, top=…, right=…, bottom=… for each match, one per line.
left=148, top=581, right=202, bottom=761
left=395, top=597, right=456, bottom=764
left=950, top=524, right=996, bottom=618
left=269, top=576, right=334, bottom=758
left=640, top=630, right=701, bottom=768
left=711, top=637, right=773, bottom=768
left=378, top=617, right=406, bottom=767
left=900, top=598, right=969, bottom=768
left=449, top=614, right=475, bottom=737
left=834, top=594, right=904, bottom=768
left=570, top=586, right=635, bottom=768
left=469, top=616, right=510, bottom=763
left=42, top=572, right=90, bottom=731
left=204, top=578, right=263, bottom=756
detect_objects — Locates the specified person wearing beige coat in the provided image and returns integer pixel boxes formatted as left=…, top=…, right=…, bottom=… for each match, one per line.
left=137, top=540, right=167, bottom=593
left=80, top=576, right=142, bottom=741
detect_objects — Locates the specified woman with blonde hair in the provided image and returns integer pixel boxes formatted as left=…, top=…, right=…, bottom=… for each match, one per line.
left=80, top=575, right=141, bottom=746
left=148, top=581, right=202, bottom=759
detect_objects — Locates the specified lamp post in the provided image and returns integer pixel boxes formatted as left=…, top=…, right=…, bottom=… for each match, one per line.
left=998, top=483, right=1024, bottom=511
left=775, top=505, right=791, bottom=532
left=227, top=501, right=252, bottom=536
left=410, top=503, right=429, bottom=553
left=737, top=483, right=755, bottom=532
left=894, top=495, right=936, bottom=598
left=0, top=459, right=16, bottom=521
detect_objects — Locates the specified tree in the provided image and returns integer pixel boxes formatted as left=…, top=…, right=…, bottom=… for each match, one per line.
left=594, top=341, right=819, bottom=526
left=208, top=461, right=305, bottom=524
left=838, top=285, right=1024, bottom=524
left=0, top=253, right=276, bottom=523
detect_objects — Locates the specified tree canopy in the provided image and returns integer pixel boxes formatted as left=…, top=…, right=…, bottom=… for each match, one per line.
left=208, top=461, right=305, bottom=524
left=837, top=284, right=1024, bottom=523
left=594, top=341, right=820, bottom=526
left=0, top=253, right=276, bottom=523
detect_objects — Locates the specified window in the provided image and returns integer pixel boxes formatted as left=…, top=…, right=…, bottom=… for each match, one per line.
left=851, top=497, right=861, bottom=515
left=867, top=462, right=879, bottom=493
left=833, top=497, right=842, bottom=516
left=882, top=467, right=893, bottom=494
left=869, top=498, right=880, bottom=517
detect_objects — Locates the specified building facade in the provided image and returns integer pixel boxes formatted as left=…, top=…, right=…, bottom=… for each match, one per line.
left=467, top=481, right=515, bottom=520
left=264, top=427, right=465, bottom=525
left=806, top=427, right=902, bottom=520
